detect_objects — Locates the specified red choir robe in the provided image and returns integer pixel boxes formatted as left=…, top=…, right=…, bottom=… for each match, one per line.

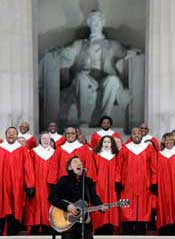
left=0, top=143, right=11, bottom=218
left=18, top=132, right=37, bottom=150
left=141, top=134, right=159, bottom=211
left=92, top=152, right=119, bottom=230
left=125, top=135, right=159, bottom=210
left=24, top=145, right=57, bottom=226
left=49, top=132, right=65, bottom=148
left=0, top=140, right=35, bottom=221
left=115, top=142, right=157, bottom=222
left=48, top=140, right=97, bottom=184
left=90, top=129, right=122, bottom=149
left=157, top=147, right=175, bottom=229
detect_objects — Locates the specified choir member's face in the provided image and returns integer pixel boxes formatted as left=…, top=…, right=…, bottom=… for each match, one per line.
left=6, top=128, right=18, bottom=144
left=40, top=133, right=51, bottom=148
left=140, top=123, right=149, bottom=136
left=101, top=119, right=111, bottom=131
left=19, top=122, right=29, bottom=134
left=48, top=122, right=57, bottom=133
left=17, top=136, right=26, bottom=146
left=131, top=128, right=142, bottom=144
left=102, top=137, right=112, bottom=150
left=65, top=128, right=77, bottom=143
left=165, top=137, right=174, bottom=149
left=68, top=157, right=83, bottom=176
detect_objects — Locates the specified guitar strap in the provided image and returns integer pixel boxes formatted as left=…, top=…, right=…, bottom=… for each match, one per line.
left=83, top=180, right=92, bottom=224
left=85, top=180, right=91, bottom=205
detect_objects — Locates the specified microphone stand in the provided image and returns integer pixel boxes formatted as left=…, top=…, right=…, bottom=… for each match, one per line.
left=81, top=169, right=86, bottom=239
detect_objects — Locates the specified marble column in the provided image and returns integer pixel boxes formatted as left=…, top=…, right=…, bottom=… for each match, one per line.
left=0, top=0, right=38, bottom=138
left=145, top=0, right=175, bottom=139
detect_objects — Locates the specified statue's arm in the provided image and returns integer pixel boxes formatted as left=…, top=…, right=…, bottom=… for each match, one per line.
left=113, top=41, right=127, bottom=60
left=60, top=40, right=82, bottom=68
left=110, top=41, right=127, bottom=76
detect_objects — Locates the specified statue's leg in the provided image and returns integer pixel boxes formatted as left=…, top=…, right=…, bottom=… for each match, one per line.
left=100, top=75, right=121, bottom=116
left=75, top=72, right=98, bottom=123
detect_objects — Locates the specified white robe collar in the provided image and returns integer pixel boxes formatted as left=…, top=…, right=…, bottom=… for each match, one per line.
left=97, top=129, right=114, bottom=137
left=141, top=134, right=153, bottom=143
left=98, top=149, right=115, bottom=161
left=0, top=140, right=21, bottom=152
left=33, top=145, right=54, bottom=160
left=18, top=132, right=32, bottom=140
left=61, top=140, right=83, bottom=153
left=160, top=147, right=175, bottom=158
left=49, top=132, right=62, bottom=142
left=126, top=141, right=149, bottom=155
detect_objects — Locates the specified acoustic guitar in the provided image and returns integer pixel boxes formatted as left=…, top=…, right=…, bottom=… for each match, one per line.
left=49, top=198, right=130, bottom=232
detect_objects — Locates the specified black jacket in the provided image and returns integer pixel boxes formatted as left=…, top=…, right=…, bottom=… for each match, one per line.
left=48, top=170, right=102, bottom=212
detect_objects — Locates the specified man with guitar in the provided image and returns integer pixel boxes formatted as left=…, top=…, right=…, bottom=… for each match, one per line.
left=48, top=155, right=107, bottom=239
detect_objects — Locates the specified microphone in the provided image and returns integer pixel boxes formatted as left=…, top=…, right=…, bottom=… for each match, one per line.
left=82, top=168, right=87, bottom=173
left=77, top=167, right=87, bottom=173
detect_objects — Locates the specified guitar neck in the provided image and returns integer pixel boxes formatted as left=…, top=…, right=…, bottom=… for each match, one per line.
left=87, top=201, right=120, bottom=213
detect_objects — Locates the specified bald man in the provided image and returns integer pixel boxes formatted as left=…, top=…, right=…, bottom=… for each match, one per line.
left=115, top=128, right=157, bottom=235
left=139, top=122, right=160, bottom=151
left=18, top=121, right=37, bottom=150
left=0, top=127, right=35, bottom=235
left=48, top=127, right=97, bottom=184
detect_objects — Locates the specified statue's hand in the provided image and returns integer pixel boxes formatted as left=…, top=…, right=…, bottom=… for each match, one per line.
left=125, top=49, right=140, bottom=60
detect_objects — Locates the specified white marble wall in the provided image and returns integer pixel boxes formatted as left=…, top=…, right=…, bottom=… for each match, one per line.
left=128, top=54, right=145, bottom=128
left=0, top=0, right=38, bottom=137
left=145, top=0, right=175, bottom=139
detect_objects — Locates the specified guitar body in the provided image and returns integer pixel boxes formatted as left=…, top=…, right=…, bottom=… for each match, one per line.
left=49, top=200, right=90, bottom=233
left=49, top=198, right=130, bottom=233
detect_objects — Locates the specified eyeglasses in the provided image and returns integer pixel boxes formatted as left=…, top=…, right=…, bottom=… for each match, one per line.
left=65, top=132, right=76, bottom=135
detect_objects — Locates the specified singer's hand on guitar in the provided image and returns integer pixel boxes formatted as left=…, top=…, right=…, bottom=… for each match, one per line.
left=100, top=205, right=108, bottom=212
left=67, top=204, right=80, bottom=216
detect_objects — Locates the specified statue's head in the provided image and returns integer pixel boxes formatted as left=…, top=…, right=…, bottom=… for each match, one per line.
left=87, top=10, right=105, bottom=35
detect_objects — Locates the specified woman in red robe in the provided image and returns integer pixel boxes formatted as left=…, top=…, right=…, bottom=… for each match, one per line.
left=157, top=132, right=175, bottom=235
left=92, top=135, right=119, bottom=234
left=24, top=132, right=58, bottom=235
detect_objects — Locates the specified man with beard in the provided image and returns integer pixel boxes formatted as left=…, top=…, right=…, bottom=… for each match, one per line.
left=115, top=127, right=157, bottom=235
left=90, top=115, right=122, bottom=149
